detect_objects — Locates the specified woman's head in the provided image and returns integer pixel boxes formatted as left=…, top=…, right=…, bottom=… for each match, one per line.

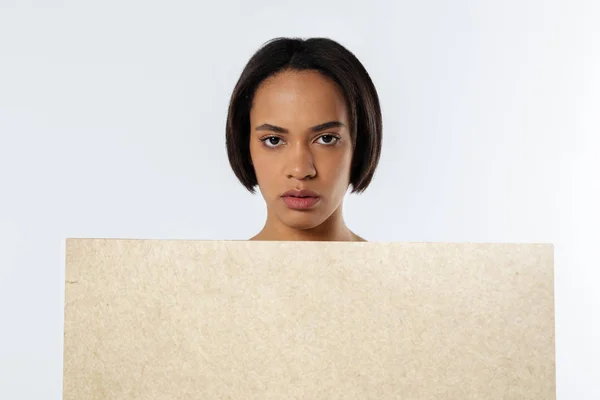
left=226, top=37, right=382, bottom=233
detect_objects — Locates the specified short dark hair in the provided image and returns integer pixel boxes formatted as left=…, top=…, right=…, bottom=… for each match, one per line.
left=226, top=37, right=382, bottom=194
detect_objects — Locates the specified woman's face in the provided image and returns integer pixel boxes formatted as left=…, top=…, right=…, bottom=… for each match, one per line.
left=249, top=69, right=353, bottom=231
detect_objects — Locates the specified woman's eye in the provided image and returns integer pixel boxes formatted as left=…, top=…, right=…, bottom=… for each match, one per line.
left=316, top=135, right=339, bottom=145
left=263, top=136, right=283, bottom=147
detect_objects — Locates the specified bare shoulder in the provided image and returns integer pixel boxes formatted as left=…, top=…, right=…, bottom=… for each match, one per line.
left=352, top=232, right=368, bottom=242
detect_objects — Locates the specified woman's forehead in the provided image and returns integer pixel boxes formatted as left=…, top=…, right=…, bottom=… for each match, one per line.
left=251, top=70, right=349, bottom=125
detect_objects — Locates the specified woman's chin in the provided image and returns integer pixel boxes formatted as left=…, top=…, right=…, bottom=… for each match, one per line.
left=277, top=213, right=325, bottom=231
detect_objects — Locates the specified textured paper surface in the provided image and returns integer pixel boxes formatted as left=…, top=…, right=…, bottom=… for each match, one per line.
left=63, top=239, right=555, bottom=399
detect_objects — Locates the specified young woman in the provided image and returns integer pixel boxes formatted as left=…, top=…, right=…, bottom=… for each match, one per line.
left=226, top=37, right=382, bottom=242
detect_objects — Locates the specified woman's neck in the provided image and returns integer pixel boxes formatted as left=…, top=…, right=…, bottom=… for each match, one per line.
left=251, top=208, right=365, bottom=242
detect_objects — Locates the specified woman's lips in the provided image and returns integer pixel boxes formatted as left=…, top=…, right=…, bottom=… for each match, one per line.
left=282, top=196, right=320, bottom=210
left=281, top=189, right=320, bottom=210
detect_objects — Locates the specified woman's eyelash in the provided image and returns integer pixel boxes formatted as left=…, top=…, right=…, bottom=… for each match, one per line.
left=260, top=136, right=283, bottom=144
left=317, top=134, right=340, bottom=143
left=259, top=134, right=341, bottom=148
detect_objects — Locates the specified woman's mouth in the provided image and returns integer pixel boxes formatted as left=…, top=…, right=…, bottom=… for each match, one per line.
left=281, top=189, right=320, bottom=210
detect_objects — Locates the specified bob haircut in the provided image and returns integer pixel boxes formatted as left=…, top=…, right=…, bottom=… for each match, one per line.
left=226, top=37, right=382, bottom=194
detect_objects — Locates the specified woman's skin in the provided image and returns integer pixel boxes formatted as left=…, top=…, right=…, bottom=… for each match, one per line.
left=248, top=69, right=365, bottom=242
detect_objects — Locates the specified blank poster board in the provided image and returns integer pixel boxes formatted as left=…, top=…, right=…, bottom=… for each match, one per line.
left=63, top=239, right=555, bottom=399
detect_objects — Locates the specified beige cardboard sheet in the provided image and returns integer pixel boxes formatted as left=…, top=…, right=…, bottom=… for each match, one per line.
left=63, top=239, right=555, bottom=399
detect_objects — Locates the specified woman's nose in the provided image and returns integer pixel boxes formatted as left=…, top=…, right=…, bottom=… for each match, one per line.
left=285, top=142, right=316, bottom=180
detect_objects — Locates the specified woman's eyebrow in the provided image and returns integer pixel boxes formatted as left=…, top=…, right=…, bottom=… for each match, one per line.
left=255, top=123, right=288, bottom=133
left=310, top=121, right=345, bottom=132
left=255, top=121, right=345, bottom=134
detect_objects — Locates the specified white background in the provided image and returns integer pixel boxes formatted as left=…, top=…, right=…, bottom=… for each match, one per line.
left=1, top=0, right=598, bottom=398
